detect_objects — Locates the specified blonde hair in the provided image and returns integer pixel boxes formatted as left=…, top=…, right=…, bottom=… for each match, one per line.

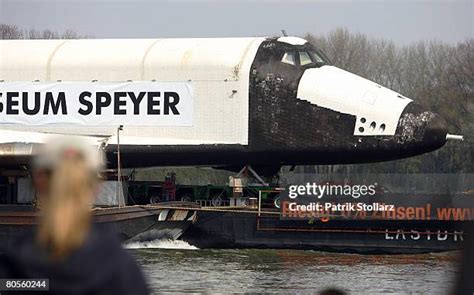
left=35, top=137, right=103, bottom=260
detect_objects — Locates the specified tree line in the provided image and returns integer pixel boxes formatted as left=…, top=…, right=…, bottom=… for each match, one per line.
left=0, top=24, right=88, bottom=39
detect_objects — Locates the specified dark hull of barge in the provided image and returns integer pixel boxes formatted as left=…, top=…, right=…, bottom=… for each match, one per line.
left=181, top=210, right=471, bottom=254
left=0, top=204, right=196, bottom=250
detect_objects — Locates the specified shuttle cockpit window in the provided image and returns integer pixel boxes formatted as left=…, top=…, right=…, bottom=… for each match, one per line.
left=281, top=51, right=296, bottom=66
left=309, top=51, right=325, bottom=63
left=309, top=48, right=332, bottom=65
left=292, top=48, right=331, bottom=68
left=299, top=51, right=313, bottom=66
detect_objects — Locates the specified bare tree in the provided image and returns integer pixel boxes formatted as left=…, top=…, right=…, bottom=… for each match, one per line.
left=0, top=24, right=23, bottom=39
left=0, top=24, right=89, bottom=39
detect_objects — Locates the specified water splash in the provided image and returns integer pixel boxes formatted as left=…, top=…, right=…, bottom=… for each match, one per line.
left=124, top=239, right=198, bottom=250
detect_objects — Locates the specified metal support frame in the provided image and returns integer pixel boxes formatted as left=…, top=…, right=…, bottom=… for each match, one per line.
left=258, top=190, right=262, bottom=216
left=117, top=125, right=124, bottom=207
left=235, top=165, right=269, bottom=186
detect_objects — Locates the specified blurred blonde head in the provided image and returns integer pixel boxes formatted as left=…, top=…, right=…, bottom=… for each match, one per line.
left=33, top=136, right=104, bottom=260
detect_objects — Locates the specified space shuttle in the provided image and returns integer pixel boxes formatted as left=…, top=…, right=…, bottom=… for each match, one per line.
left=0, top=36, right=458, bottom=171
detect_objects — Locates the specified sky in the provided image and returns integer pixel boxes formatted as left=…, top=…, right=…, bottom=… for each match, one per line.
left=0, top=0, right=472, bottom=44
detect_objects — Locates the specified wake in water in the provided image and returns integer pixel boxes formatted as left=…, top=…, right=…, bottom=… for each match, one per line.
left=124, top=239, right=198, bottom=250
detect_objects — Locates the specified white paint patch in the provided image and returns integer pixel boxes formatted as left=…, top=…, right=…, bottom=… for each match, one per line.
left=297, top=66, right=412, bottom=136
left=277, top=36, right=307, bottom=46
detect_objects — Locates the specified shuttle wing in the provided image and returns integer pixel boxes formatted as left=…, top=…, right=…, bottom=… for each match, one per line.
left=0, top=129, right=225, bottom=163
left=0, top=130, right=106, bottom=159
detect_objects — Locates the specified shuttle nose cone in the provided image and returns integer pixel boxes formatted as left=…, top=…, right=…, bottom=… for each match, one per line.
left=423, top=113, right=448, bottom=148
left=396, top=102, right=448, bottom=150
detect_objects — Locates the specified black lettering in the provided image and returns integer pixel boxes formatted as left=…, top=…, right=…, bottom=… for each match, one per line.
left=114, top=92, right=127, bottom=115
left=22, top=92, right=40, bottom=115
left=44, top=92, right=67, bottom=115
left=147, top=92, right=160, bottom=115
left=164, top=92, right=180, bottom=115
left=79, top=92, right=93, bottom=115
left=6, top=92, right=19, bottom=115
left=96, top=92, right=111, bottom=115
left=0, top=93, right=3, bottom=113
left=128, top=92, right=145, bottom=114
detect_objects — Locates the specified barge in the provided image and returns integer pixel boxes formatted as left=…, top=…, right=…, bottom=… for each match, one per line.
left=0, top=173, right=197, bottom=250
left=180, top=209, right=470, bottom=254
left=1, top=170, right=472, bottom=254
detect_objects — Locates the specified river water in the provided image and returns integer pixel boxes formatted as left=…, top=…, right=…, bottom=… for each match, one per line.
left=127, top=240, right=460, bottom=294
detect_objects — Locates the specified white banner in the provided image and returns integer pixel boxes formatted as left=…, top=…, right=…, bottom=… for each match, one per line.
left=0, top=81, right=194, bottom=126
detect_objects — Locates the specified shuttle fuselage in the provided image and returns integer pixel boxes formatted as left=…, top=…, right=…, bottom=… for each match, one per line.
left=0, top=36, right=448, bottom=170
